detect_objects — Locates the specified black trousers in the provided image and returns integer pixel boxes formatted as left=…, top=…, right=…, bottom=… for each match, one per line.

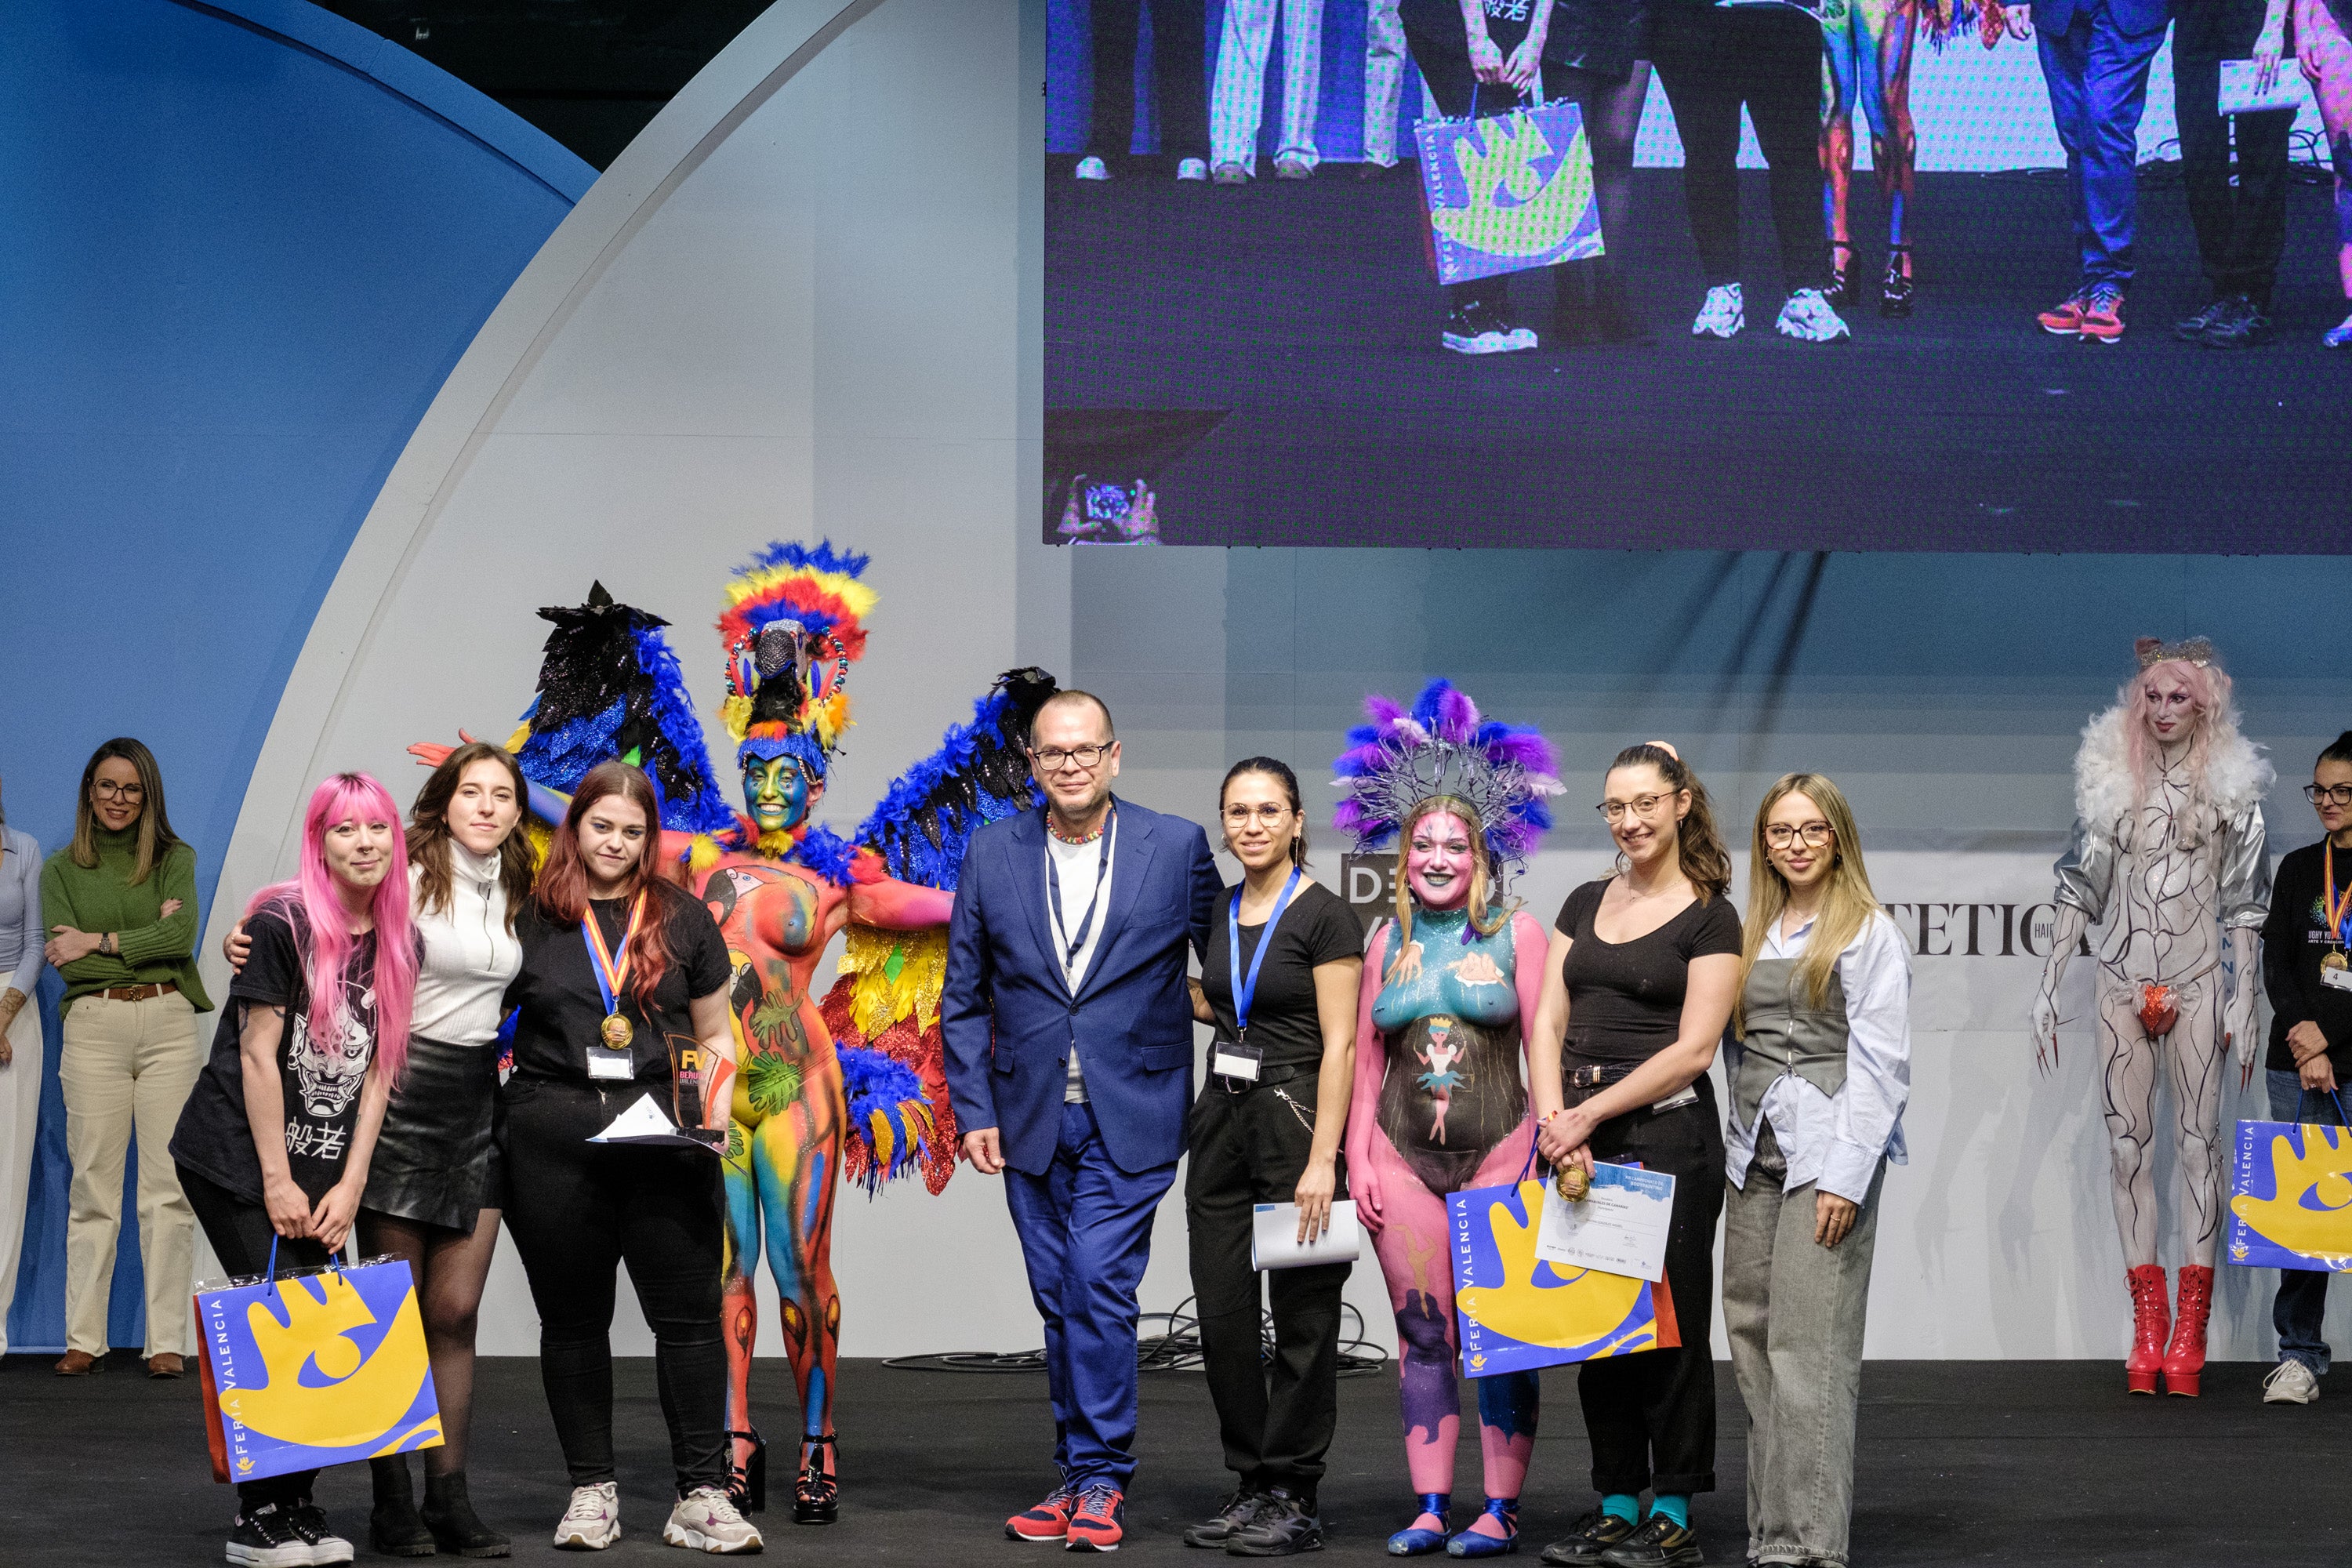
left=1649, top=2, right=1826, bottom=291
left=2173, top=0, right=2297, bottom=304
left=1086, top=0, right=1210, bottom=164
left=1185, top=1073, right=1352, bottom=1494
left=500, top=1077, right=728, bottom=1496
left=1573, top=1083, right=1725, bottom=1497
left=180, top=1164, right=334, bottom=1515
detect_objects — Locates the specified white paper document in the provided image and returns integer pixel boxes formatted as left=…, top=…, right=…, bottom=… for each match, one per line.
left=2218, top=59, right=2305, bottom=115
left=587, top=1091, right=725, bottom=1151
left=1251, top=1200, right=1363, bottom=1271
left=1535, top=1162, right=1675, bottom=1283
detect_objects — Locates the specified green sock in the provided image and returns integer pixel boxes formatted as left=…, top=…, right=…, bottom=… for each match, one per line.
left=1650, top=1495, right=1690, bottom=1530
left=1601, top=1494, right=1639, bottom=1526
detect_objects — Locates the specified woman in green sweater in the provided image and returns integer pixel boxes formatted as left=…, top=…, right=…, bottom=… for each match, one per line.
left=39, top=737, right=210, bottom=1377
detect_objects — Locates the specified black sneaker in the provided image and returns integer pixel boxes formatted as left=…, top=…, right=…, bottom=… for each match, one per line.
left=287, top=1504, right=353, bottom=1566
left=226, top=1504, right=316, bottom=1568
left=1595, top=1514, right=1701, bottom=1568
left=1228, top=1488, right=1323, bottom=1556
left=1540, top=1509, right=1638, bottom=1566
left=2173, top=297, right=2234, bottom=341
left=1442, top=298, right=1537, bottom=356
left=2199, top=296, right=2275, bottom=349
left=1186, top=1490, right=1269, bottom=1549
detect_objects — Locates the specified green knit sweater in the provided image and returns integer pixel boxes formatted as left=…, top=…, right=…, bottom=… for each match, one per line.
left=39, top=826, right=212, bottom=1011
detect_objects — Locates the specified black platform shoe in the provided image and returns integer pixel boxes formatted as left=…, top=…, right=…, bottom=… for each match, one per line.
left=368, top=1456, right=438, bottom=1558
left=1825, top=241, right=1854, bottom=308
left=421, top=1472, right=510, bottom=1559
left=793, top=1433, right=839, bottom=1526
left=1880, top=243, right=1915, bottom=318
left=726, top=1427, right=768, bottom=1514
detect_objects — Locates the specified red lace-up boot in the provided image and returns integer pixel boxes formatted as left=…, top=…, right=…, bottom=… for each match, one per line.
left=2125, top=1265, right=2171, bottom=1395
left=2165, top=1265, right=2216, bottom=1397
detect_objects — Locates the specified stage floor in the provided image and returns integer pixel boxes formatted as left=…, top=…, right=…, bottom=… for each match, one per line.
left=5, top=1352, right=2347, bottom=1565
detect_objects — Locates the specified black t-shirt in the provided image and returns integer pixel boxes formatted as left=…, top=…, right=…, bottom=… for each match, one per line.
left=170, top=905, right=387, bottom=1205
left=1399, top=0, right=1645, bottom=73
left=1555, top=878, right=1742, bottom=1064
left=2261, top=841, right=2352, bottom=1075
left=503, top=886, right=731, bottom=1083
left=1199, top=879, right=1364, bottom=1073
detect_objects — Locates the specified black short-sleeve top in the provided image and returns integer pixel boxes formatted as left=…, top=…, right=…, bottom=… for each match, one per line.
left=1198, top=879, right=1364, bottom=1073
left=503, top=885, right=731, bottom=1084
left=1555, top=878, right=1742, bottom=1065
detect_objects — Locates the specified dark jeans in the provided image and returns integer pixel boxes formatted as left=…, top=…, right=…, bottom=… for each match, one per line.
left=180, top=1163, right=333, bottom=1516
left=2036, top=0, right=2167, bottom=289
left=1185, top=1074, right=1352, bottom=1494
left=2268, top=1069, right=2346, bottom=1374
left=1574, top=1083, right=1726, bottom=1497
left=1086, top=0, right=1210, bottom=164
left=500, top=1076, right=728, bottom=1495
left=2173, top=0, right=2297, bottom=304
left=1648, top=2, right=1826, bottom=292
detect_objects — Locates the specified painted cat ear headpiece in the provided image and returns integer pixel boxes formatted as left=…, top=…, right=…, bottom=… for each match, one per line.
left=2135, top=635, right=2215, bottom=670
left=1332, top=678, right=1563, bottom=872
left=717, top=540, right=875, bottom=774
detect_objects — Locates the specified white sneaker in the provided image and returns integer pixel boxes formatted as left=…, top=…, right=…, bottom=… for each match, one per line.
left=1776, top=287, right=1852, bottom=343
left=1691, top=283, right=1744, bottom=339
left=554, top=1482, right=621, bottom=1550
left=2264, top=1359, right=2320, bottom=1404
left=1177, top=157, right=1210, bottom=182
left=1075, top=156, right=1110, bottom=182
left=664, top=1486, right=764, bottom=1554
left=1211, top=161, right=1250, bottom=185
left=1272, top=153, right=1312, bottom=180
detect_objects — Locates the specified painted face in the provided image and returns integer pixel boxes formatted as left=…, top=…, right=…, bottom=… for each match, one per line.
left=2313, top=759, right=2352, bottom=840
left=448, top=758, right=522, bottom=858
left=322, top=812, right=398, bottom=896
left=2140, top=665, right=2202, bottom=745
left=1763, top=791, right=1835, bottom=892
left=90, top=756, right=145, bottom=833
left=1602, top=763, right=1686, bottom=867
left=742, top=753, right=817, bottom=835
left=1406, top=811, right=1475, bottom=909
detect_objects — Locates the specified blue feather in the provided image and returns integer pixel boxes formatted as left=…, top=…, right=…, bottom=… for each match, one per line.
left=837, top=1044, right=930, bottom=1192
left=790, top=825, right=860, bottom=885
left=854, top=685, right=1046, bottom=892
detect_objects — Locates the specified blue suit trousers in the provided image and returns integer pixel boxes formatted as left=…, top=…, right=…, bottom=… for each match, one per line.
left=2037, top=3, right=2168, bottom=289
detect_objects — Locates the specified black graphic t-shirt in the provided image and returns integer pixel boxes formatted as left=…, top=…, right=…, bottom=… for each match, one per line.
left=503, top=887, right=730, bottom=1085
left=170, top=906, right=383, bottom=1205
left=2260, top=842, right=2352, bottom=1076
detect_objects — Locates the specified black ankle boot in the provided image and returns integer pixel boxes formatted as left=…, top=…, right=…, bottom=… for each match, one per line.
left=422, top=1471, right=510, bottom=1559
left=370, top=1457, right=438, bottom=1557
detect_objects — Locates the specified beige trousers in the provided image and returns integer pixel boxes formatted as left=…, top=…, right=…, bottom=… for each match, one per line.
left=60, top=989, right=201, bottom=1356
left=0, top=1001, right=43, bottom=1354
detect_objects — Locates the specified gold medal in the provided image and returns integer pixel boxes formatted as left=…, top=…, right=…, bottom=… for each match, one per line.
left=1555, top=1163, right=1590, bottom=1203
left=582, top=894, right=648, bottom=1059
left=2326, top=952, right=2349, bottom=973
left=601, top=1013, right=634, bottom=1049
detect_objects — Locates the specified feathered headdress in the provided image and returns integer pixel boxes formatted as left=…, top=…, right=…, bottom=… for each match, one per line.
left=1333, top=678, right=1563, bottom=871
left=717, top=540, right=875, bottom=776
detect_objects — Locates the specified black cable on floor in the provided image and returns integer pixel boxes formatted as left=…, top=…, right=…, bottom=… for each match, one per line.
left=882, top=1296, right=1390, bottom=1377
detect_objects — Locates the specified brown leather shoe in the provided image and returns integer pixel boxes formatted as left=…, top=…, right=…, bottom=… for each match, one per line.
left=53, top=1349, right=101, bottom=1376
left=147, top=1352, right=186, bottom=1379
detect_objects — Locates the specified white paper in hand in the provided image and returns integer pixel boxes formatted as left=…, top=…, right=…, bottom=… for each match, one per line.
left=1535, top=1162, right=1675, bottom=1282
left=588, top=1091, right=724, bottom=1151
left=1251, top=1200, right=1362, bottom=1270
left=2218, top=59, right=2305, bottom=115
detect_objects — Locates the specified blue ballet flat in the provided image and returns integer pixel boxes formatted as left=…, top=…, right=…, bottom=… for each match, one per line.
left=1444, top=1497, right=1519, bottom=1558
left=1387, top=1494, right=1453, bottom=1556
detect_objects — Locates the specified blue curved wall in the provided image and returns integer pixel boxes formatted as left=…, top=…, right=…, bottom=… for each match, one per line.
left=0, top=0, right=592, bottom=1352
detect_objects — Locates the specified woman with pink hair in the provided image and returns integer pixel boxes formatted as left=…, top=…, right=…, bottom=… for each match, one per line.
left=170, top=772, right=420, bottom=1568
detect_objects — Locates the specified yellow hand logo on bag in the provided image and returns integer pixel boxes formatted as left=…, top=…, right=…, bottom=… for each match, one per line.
left=1456, top=1182, right=1652, bottom=1352
left=2229, top=1127, right=2352, bottom=1262
left=1428, top=120, right=1595, bottom=262
left=226, top=1272, right=441, bottom=1453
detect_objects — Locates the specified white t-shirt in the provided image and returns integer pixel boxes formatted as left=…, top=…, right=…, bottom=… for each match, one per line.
left=408, top=841, right=524, bottom=1047
left=1046, top=818, right=1115, bottom=1103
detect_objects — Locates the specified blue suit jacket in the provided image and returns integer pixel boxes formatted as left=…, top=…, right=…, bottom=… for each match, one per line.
left=942, top=798, right=1220, bottom=1177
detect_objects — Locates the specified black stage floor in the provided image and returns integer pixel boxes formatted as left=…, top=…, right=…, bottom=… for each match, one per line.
left=6, top=1352, right=2349, bottom=1565
left=1046, top=162, right=2351, bottom=552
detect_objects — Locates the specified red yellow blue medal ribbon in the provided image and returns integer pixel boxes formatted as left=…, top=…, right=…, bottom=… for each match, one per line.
left=583, top=893, right=647, bottom=1048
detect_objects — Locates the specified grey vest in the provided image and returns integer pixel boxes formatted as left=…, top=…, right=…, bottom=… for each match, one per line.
left=1733, top=955, right=1850, bottom=1132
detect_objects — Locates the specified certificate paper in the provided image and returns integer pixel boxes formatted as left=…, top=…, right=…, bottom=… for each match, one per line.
left=588, top=1092, right=725, bottom=1151
left=1536, top=1163, right=1675, bottom=1283
left=1251, top=1200, right=1363, bottom=1270
left=2218, top=59, right=2304, bottom=116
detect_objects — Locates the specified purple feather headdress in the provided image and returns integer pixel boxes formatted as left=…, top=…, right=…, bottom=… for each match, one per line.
left=1332, top=678, right=1563, bottom=872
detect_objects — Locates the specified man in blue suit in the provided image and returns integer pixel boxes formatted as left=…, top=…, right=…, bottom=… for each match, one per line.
left=943, top=690, right=1220, bottom=1552
left=2001, top=0, right=2175, bottom=343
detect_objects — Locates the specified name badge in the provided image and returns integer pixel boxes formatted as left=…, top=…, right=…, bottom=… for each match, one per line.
left=1213, top=1038, right=1263, bottom=1083
left=2325, top=967, right=2352, bottom=994
left=586, top=1046, right=636, bottom=1081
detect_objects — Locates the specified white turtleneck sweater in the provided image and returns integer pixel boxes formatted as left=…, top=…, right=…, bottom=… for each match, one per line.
left=410, top=841, right=523, bottom=1046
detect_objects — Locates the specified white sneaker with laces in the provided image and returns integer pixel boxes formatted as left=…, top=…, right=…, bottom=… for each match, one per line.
left=2264, top=1359, right=2320, bottom=1405
left=664, top=1486, right=764, bottom=1554
left=1691, top=283, right=1744, bottom=339
left=554, top=1482, right=621, bottom=1551
left=1177, top=157, right=1210, bottom=182
left=1075, top=156, right=1110, bottom=182
left=1776, top=287, right=1851, bottom=343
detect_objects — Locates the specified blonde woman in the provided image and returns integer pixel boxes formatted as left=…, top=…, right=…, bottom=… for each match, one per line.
left=1721, top=774, right=1910, bottom=1568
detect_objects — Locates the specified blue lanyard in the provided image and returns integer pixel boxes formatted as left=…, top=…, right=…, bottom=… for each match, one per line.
left=1048, top=807, right=1116, bottom=972
left=1229, top=869, right=1304, bottom=1040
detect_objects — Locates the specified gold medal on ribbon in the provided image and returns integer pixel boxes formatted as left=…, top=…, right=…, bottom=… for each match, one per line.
left=2326, top=952, right=2350, bottom=973
left=601, top=1013, right=635, bottom=1048
left=2328, top=844, right=2352, bottom=975
left=582, top=893, right=648, bottom=1058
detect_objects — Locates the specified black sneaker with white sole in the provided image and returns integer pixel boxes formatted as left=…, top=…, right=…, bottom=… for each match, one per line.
left=1540, top=1509, right=1638, bottom=1566
left=1596, top=1514, right=1702, bottom=1568
left=227, top=1504, right=317, bottom=1568
left=288, top=1503, right=354, bottom=1565
left=1441, top=299, right=1537, bottom=356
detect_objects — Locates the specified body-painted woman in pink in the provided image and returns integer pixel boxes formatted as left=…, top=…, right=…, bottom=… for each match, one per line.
left=1334, top=680, right=1562, bottom=1559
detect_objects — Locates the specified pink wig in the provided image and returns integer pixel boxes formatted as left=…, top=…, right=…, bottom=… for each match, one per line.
left=245, top=772, right=418, bottom=1087
left=2119, top=656, right=2234, bottom=809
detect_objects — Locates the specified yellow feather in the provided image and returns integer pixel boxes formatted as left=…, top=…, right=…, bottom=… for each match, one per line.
left=837, top=927, right=948, bottom=1036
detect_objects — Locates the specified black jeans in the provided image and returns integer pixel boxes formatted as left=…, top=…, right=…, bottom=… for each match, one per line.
left=2173, top=0, right=2297, bottom=304
left=500, top=1076, right=728, bottom=1496
left=1185, top=1073, right=1352, bottom=1494
left=1649, top=2, right=1827, bottom=291
left=1086, top=0, right=1209, bottom=164
left=180, top=1164, right=333, bottom=1516
left=1573, top=1084, right=1726, bottom=1497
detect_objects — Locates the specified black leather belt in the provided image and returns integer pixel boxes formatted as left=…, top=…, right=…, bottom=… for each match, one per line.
left=1565, top=1061, right=1634, bottom=1091
left=1218, top=1060, right=1311, bottom=1094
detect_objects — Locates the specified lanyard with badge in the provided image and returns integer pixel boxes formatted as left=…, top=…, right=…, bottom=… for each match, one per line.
left=2325, top=842, right=2352, bottom=993
left=1048, top=806, right=1116, bottom=988
left=583, top=894, right=647, bottom=1080
left=1216, top=869, right=1302, bottom=1088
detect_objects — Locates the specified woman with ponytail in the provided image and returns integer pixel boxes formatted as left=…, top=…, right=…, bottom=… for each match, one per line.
left=169, top=772, right=419, bottom=1567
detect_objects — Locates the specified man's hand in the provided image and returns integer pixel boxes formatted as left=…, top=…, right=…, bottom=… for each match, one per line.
left=963, top=1127, right=1006, bottom=1175
left=1815, top=1191, right=1860, bottom=1249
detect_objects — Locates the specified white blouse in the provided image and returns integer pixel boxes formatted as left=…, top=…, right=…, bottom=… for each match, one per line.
left=409, top=840, right=523, bottom=1047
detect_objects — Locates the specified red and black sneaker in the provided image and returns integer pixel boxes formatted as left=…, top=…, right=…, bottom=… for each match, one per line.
left=1065, top=1485, right=1127, bottom=1553
left=1007, top=1483, right=1079, bottom=1544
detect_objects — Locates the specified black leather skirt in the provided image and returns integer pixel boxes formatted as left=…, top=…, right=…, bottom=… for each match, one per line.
left=362, top=1036, right=499, bottom=1232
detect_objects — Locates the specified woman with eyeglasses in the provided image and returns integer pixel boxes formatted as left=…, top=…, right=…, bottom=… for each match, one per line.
left=1720, top=775, right=1910, bottom=1568
left=2253, top=731, right=2352, bottom=1404
left=1180, top=758, right=1364, bottom=1556
left=1529, top=742, right=1739, bottom=1568
left=39, top=738, right=211, bottom=1379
